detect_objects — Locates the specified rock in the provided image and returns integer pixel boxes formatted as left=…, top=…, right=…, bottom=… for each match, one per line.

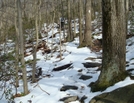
left=79, top=75, right=92, bottom=80
left=59, top=96, right=79, bottom=103
left=82, top=62, right=101, bottom=68
left=89, top=84, right=134, bottom=103
left=52, top=63, right=72, bottom=71
left=85, top=57, right=97, bottom=61
left=60, top=85, right=78, bottom=91
left=80, top=95, right=88, bottom=103
left=78, top=69, right=83, bottom=72
left=127, top=68, right=134, bottom=73
left=130, top=75, right=134, bottom=80
left=97, top=56, right=102, bottom=59
left=127, top=68, right=134, bottom=79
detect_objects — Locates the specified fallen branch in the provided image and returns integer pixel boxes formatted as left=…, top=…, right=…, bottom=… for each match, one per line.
left=34, top=83, right=50, bottom=95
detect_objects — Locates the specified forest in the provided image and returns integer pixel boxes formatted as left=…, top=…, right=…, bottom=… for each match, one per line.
left=0, top=0, right=134, bottom=103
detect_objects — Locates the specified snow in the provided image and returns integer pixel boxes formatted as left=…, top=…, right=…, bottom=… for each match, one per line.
left=0, top=23, right=134, bottom=103
left=88, top=10, right=90, bottom=13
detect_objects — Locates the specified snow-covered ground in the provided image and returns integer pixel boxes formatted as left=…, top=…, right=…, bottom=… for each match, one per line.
left=1, top=24, right=134, bottom=103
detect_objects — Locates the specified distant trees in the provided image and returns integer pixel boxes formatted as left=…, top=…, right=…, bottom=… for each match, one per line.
left=90, top=0, right=128, bottom=92
left=0, top=1, right=100, bottom=96
left=1, top=0, right=132, bottom=99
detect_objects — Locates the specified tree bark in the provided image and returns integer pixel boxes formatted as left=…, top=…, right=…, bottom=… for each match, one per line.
left=14, top=0, right=19, bottom=90
left=91, top=0, right=128, bottom=92
left=66, top=0, right=73, bottom=42
left=84, top=0, right=92, bottom=47
left=73, top=0, right=76, bottom=38
left=17, top=0, right=28, bottom=94
left=32, top=0, right=40, bottom=83
left=78, top=0, right=83, bottom=47
left=51, top=1, right=55, bottom=57
left=125, top=0, right=129, bottom=35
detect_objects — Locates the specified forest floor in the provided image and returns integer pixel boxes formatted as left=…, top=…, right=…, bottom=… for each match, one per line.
left=1, top=22, right=134, bottom=103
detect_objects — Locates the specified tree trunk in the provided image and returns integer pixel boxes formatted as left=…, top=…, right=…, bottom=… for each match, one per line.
left=32, top=0, right=40, bottom=83
left=91, top=1, right=95, bottom=20
left=17, top=0, right=28, bottom=94
left=66, top=0, right=73, bottom=42
left=73, top=0, right=76, bottom=38
left=125, top=0, right=129, bottom=35
left=51, top=1, right=55, bottom=57
left=84, top=0, right=92, bottom=47
left=61, top=0, right=66, bottom=40
left=59, top=16, right=62, bottom=60
left=14, top=0, right=19, bottom=90
left=91, top=0, right=128, bottom=92
left=78, top=0, right=83, bottom=47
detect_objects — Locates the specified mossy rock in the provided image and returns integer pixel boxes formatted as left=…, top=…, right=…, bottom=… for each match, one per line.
left=89, top=84, right=134, bottom=103
left=89, top=71, right=128, bottom=92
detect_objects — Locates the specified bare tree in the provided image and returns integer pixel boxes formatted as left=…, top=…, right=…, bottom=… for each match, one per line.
left=17, top=0, right=28, bottom=94
left=14, top=0, right=19, bottom=90
left=32, top=0, right=41, bottom=83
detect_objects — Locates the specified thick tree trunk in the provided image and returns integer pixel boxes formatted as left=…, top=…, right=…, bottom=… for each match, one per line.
left=91, top=0, right=128, bottom=92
